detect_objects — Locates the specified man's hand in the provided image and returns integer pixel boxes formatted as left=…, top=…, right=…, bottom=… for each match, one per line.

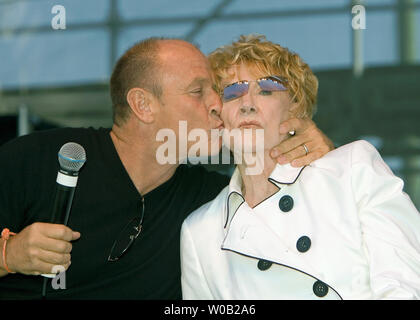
left=2, top=222, right=80, bottom=276
left=270, top=117, right=335, bottom=167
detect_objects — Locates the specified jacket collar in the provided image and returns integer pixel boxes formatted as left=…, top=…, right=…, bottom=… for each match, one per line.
left=224, top=164, right=306, bottom=230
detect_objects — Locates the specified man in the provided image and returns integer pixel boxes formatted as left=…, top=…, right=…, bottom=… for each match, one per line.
left=0, top=37, right=333, bottom=299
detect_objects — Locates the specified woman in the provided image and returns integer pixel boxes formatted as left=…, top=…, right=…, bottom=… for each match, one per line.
left=180, top=34, right=420, bottom=299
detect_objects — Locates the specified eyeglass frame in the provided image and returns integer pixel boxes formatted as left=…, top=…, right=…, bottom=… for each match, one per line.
left=107, top=197, right=145, bottom=262
left=221, top=75, right=288, bottom=102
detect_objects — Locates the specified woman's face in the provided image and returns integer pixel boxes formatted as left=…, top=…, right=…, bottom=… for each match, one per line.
left=220, top=63, right=296, bottom=154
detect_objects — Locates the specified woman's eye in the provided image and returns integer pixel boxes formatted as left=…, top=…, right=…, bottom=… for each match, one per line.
left=259, top=90, right=272, bottom=96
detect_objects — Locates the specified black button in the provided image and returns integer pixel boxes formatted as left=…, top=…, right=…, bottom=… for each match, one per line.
left=313, top=280, right=329, bottom=297
left=279, top=195, right=294, bottom=212
left=257, top=259, right=272, bottom=271
left=296, top=236, right=311, bottom=253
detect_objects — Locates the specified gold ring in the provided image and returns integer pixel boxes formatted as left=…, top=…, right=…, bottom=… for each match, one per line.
left=303, top=144, right=309, bottom=155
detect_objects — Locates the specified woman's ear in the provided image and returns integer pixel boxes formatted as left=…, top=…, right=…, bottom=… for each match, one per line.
left=126, top=88, right=155, bottom=124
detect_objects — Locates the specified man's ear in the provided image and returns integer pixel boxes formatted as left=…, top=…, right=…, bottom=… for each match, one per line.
left=126, top=88, right=155, bottom=124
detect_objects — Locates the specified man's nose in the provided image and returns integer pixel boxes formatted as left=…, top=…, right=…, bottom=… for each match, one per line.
left=208, top=91, right=222, bottom=120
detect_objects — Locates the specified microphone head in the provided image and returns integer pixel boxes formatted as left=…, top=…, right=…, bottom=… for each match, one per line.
left=58, top=142, right=87, bottom=173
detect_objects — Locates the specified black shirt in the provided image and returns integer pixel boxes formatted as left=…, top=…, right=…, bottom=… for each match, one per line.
left=0, top=127, right=229, bottom=299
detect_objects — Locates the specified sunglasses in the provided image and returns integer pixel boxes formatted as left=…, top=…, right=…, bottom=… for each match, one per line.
left=107, top=198, right=145, bottom=262
left=222, top=76, right=288, bottom=102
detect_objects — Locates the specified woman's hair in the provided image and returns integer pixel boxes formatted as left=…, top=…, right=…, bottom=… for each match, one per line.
left=208, top=34, right=318, bottom=118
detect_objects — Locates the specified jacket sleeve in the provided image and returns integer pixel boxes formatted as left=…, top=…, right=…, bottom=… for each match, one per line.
left=180, top=220, right=214, bottom=300
left=351, top=140, right=420, bottom=299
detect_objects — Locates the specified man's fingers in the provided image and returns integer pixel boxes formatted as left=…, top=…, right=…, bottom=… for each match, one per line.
left=275, top=140, right=315, bottom=165
left=291, top=150, right=324, bottom=168
left=272, top=117, right=314, bottom=158
left=37, top=224, right=78, bottom=253
left=30, top=260, right=71, bottom=276
left=273, top=117, right=333, bottom=166
left=37, top=249, right=71, bottom=266
left=6, top=222, right=77, bottom=275
left=38, top=238, right=73, bottom=254
left=42, top=224, right=80, bottom=242
left=27, top=248, right=72, bottom=275
left=279, top=117, right=312, bottom=135
left=271, top=134, right=307, bottom=157
left=71, top=231, right=81, bottom=241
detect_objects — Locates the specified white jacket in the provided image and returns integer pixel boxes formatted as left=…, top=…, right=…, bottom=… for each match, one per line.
left=181, top=140, right=420, bottom=300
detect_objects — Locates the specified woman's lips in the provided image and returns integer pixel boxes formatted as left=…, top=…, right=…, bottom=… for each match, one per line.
left=238, top=120, right=262, bottom=128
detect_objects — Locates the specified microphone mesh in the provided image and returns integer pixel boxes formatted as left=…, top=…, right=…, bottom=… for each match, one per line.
left=58, top=142, right=87, bottom=173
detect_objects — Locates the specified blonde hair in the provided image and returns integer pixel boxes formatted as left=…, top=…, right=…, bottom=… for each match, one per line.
left=208, top=34, right=318, bottom=118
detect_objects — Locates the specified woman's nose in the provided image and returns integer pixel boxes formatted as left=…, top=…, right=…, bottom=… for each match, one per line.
left=238, top=86, right=257, bottom=113
left=240, top=104, right=257, bottom=115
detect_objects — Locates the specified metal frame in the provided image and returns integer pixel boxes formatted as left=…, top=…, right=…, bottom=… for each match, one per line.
left=0, top=0, right=418, bottom=72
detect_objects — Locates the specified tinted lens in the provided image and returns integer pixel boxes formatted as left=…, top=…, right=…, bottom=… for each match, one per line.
left=223, top=82, right=249, bottom=101
left=108, top=216, right=142, bottom=261
left=258, top=78, right=287, bottom=91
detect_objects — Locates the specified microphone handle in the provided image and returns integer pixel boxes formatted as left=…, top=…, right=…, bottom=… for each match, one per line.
left=50, top=184, right=76, bottom=226
left=50, top=170, right=79, bottom=225
left=42, top=171, right=78, bottom=281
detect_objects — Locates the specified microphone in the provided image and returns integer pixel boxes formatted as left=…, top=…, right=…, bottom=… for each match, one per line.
left=50, top=142, right=87, bottom=225
left=42, top=142, right=86, bottom=279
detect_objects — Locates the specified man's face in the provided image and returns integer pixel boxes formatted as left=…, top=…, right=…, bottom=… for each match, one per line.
left=155, top=41, right=223, bottom=159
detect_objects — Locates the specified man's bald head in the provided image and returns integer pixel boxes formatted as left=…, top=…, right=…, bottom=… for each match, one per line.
left=110, top=37, right=202, bottom=127
left=158, top=39, right=204, bottom=62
